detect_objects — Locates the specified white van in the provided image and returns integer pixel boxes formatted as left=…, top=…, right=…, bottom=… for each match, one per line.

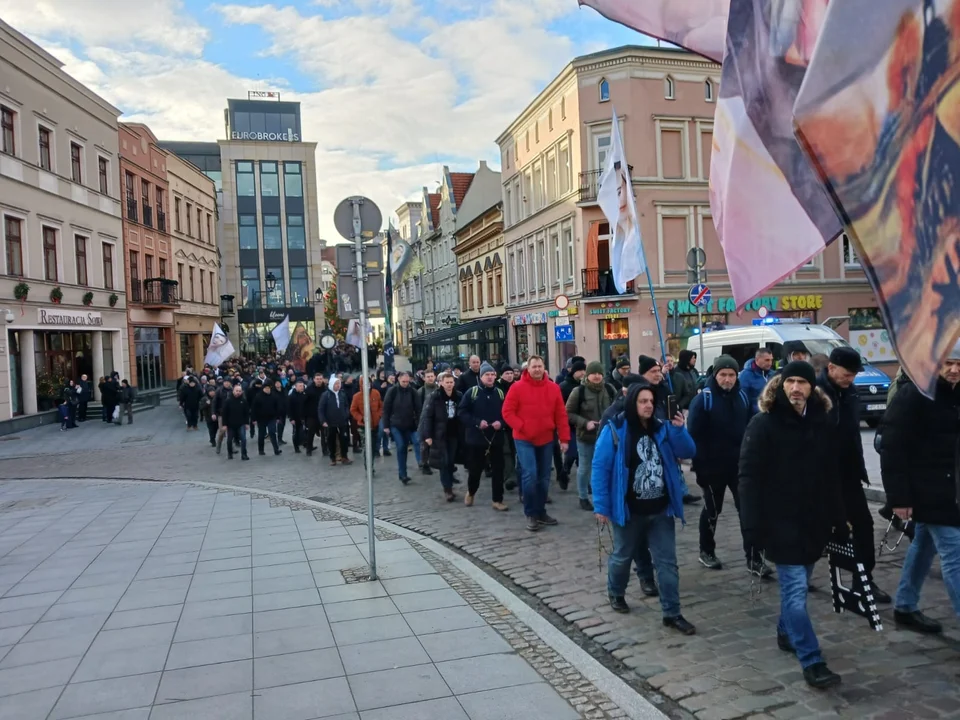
left=685, top=318, right=892, bottom=425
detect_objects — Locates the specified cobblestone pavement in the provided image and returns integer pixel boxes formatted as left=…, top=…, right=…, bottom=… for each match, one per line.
left=1, top=405, right=959, bottom=719
left=0, top=478, right=648, bottom=719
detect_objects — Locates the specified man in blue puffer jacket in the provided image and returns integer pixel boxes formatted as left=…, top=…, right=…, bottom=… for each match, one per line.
left=593, top=382, right=697, bottom=634
left=739, top=348, right=774, bottom=414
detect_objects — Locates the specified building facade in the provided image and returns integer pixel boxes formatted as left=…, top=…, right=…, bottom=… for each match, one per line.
left=497, top=45, right=892, bottom=377
left=391, top=200, right=422, bottom=355
left=0, top=19, right=129, bottom=423
left=166, top=152, right=220, bottom=370
left=218, top=98, right=323, bottom=356
left=119, top=123, right=178, bottom=390
left=421, top=167, right=472, bottom=332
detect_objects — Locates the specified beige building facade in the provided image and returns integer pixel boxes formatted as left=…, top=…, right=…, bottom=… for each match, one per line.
left=166, top=152, right=220, bottom=370
left=0, top=19, right=128, bottom=425
left=454, top=161, right=506, bottom=324
left=498, top=45, right=889, bottom=377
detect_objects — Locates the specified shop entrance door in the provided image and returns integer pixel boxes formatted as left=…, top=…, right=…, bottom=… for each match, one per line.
left=599, top=318, right=630, bottom=372
left=134, top=327, right=166, bottom=390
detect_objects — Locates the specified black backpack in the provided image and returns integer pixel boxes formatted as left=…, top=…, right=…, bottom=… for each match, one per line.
left=574, top=383, right=617, bottom=417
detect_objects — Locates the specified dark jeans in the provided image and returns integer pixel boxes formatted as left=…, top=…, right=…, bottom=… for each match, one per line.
left=698, top=471, right=742, bottom=556
left=305, top=418, right=320, bottom=453
left=562, top=432, right=578, bottom=473
left=438, top=438, right=458, bottom=491
left=467, top=442, right=504, bottom=503
left=515, top=440, right=552, bottom=518
left=291, top=420, right=305, bottom=450
left=66, top=404, right=77, bottom=428
left=608, top=511, right=681, bottom=618
left=325, top=425, right=350, bottom=461
left=184, top=407, right=199, bottom=429
left=78, top=401, right=88, bottom=422
left=227, top=426, right=248, bottom=458
left=842, top=480, right=875, bottom=573
left=777, top=564, right=821, bottom=669
left=257, top=420, right=279, bottom=454
left=277, top=415, right=286, bottom=442
left=206, top=421, right=218, bottom=444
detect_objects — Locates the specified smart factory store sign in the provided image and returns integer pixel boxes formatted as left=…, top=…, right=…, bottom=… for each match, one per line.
left=667, top=294, right=824, bottom=316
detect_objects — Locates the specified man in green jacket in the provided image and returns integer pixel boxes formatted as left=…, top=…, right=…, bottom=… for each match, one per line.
left=566, top=361, right=616, bottom=511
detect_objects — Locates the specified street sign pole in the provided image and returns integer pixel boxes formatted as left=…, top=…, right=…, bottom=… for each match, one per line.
left=697, top=276, right=705, bottom=367
left=350, top=198, right=378, bottom=582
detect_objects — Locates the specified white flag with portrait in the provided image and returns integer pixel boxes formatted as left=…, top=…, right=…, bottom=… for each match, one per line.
left=204, top=323, right=236, bottom=367
left=271, top=316, right=291, bottom=353
left=597, top=109, right=647, bottom=293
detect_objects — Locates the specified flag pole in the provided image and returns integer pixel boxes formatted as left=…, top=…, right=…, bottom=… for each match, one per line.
left=643, top=272, right=673, bottom=391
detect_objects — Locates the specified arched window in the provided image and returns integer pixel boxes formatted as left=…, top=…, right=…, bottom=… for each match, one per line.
left=599, top=78, right=610, bottom=103
left=704, top=79, right=714, bottom=102
left=664, top=76, right=675, bottom=100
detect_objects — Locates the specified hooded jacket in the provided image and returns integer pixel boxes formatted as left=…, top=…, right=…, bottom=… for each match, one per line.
left=739, top=359, right=772, bottom=414
left=739, top=376, right=844, bottom=566
left=501, top=369, right=570, bottom=446
left=566, top=379, right=615, bottom=444
left=421, top=387, right=462, bottom=458
left=458, top=382, right=505, bottom=447
left=287, top=386, right=308, bottom=423
left=350, top=379, right=382, bottom=428
left=592, top=383, right=695, bottom=527
left=686, top=375, right=750, bottom=476
left=179, top=382, right=202, bottom=411
left=382, top=383, right=422, bottom=431
left=881, top=375, right=960, bottom=527
left=671, top=350, right=700, bottom=410
left=318, top=376, right=350, bottom=428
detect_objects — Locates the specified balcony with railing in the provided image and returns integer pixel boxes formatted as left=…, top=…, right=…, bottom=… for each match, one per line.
left=142, top=278, right=179, bottom=308
left=579, top=165, right=633, bottom=204
left=582, top=268, right=636, bottom=299
left=142, top=204, right=153, bottom=228
left=157, top=210, right=166, bottom=233
left=126, top=197, right=138, bottom=222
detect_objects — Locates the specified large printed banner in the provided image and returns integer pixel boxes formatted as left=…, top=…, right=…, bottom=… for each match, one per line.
left=794, top=0, right=960, bottom=394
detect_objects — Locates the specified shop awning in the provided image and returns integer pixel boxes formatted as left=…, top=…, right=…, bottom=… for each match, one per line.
left=412, top=317, right=506, bottom=346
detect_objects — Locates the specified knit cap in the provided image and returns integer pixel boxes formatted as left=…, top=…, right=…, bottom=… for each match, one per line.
left=713, top=355, right=740, bottom=375
left=637, top=355, right=659, bottom=376
left=479, top=361, right=497, bottom=377
left=571, top=360, right=587, bottom=375
left=586, top=360, right=605, bottom=376
left=781, top=361, right=816, bottom=386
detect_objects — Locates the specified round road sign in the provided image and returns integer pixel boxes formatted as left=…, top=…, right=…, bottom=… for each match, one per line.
left=555, top=294, right=569, bottom=311
left=688, top=283, right=711, bottom=308
left=758, top=306, right=768, bottom=318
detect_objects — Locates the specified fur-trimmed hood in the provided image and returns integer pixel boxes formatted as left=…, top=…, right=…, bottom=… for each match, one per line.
left=757, top=375, right=832, bottom=414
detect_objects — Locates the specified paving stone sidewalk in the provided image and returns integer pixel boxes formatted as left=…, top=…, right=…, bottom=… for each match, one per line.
left=0, top=479, right=644, bottom=720
left=1, top=405, right=959, bottom=719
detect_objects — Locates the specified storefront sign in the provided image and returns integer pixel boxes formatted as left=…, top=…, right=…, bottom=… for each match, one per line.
left=667, top=294, right=824, bottom=316
left=589, top=306, right=631, bottom=316
left=37, top=309, right=103, bottom=327
left=513, top=312, right=547, bottom=326
left=230, top=130, right=300, bottom=142
left=547, top=307, right=578, bottom=318
left=237, top=307, right=316, bottom=323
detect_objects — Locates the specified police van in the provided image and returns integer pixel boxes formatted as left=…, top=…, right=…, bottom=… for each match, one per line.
left=685, top=318, right=892, bottom=426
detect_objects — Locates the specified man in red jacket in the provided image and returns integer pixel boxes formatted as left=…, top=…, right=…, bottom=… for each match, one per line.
left=502, top=355, right=571, bottom=532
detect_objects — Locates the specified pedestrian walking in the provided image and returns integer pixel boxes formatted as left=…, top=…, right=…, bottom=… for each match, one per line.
left=350, top=377, right=382, bottom=469
left=566, top=361, right=616, bottom=511
left=319, top=375, right=353, bottom=466
left=459, top=362, right=508, bottom=510
left=304, top=374, right=326, bottom=457
left=222, top=385, right=251, bottom=461
left=382, top=372, right=424, bottom=484
left=739, top=348, right=773, bottom=414
left=77, top=374, right=91, bottom=422
left=422, top=373, right=462, bottom=501
left=180, top=377, right=202, bottom=431
left=201, top=387, right=218, bottom=446
left=287, top=379, right=308, bottom=454
left=273, top=379, right=288, bottom=445
left=671, top=350, right=700, bottom=410
left=252, top=383, right=282, bottom=456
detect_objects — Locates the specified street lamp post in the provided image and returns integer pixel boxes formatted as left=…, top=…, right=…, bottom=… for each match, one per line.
left=251, top=271, right=277, bottom=357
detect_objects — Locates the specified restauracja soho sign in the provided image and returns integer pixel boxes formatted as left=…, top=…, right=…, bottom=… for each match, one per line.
left=667, top=294, right=824, bottom=316
left=38, top=309, right=104, bottom=327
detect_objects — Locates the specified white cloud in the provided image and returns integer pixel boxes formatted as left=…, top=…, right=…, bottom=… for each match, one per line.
left=2, top=0, right=585, bottom=240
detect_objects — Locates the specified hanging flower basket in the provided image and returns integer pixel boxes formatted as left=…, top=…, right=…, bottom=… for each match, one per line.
left=13, top=282, right=29, bottom=301
left=108, top=293, right=119, bottom=308
left=82, top=291, right=94, bottom=306
left=50, top=287, right=63, bottom=304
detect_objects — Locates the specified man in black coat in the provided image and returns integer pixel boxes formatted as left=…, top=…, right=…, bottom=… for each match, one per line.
left=739, top=361, right=845, bottom=689
left=179, top=378, right=203, bottom=431
left=383, top=371, right=423, bottom=484
left=459, top=362, right=508, bottom=510
left=686, top=355, right=752, bottom=571
left=77, top=374, right=91, bottom=422
left=222, top=385, right=250, bottom=460
left=817, top=347, right=890, bottom=603
left=287, top=379, right=308, bottom=453
left=881, top=345, right=960, bottom=635
left=607, top=356, right=631, bottom=392
left=251, top=384, right=282, bottom=456
left=213, top=379, right=234, bottom=454
left=318, top=375, right=353, bottom=466
left=304, top=374, right=326, bottom=457
left=456, top=355, right=483, bottom=394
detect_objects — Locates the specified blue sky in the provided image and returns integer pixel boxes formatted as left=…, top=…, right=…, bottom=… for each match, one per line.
left=0, top=0, right=651, bottom=238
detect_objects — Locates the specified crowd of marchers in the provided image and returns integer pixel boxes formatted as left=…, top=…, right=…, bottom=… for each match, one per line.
left=174, top=343, right=960, bottom=691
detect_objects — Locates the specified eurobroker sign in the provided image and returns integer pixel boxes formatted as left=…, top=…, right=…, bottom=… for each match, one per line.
left=230, top=130, right=300, bottom=142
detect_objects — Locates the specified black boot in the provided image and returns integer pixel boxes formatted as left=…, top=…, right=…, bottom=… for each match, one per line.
left=803, top=662, right=841, bottom=689
left=609, top=596, right=629, bottom=614
left=893, top=610, right=942, bottom=634
left=663, top=615, right=696, bottom=635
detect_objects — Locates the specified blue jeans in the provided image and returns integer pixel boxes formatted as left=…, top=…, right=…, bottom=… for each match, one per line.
left=777, top=564, right=821, bottom=669
left=378, top=419, right=390, bottom=452
left=895, top=522, right=960, bottom=617
left=634, top=468, right=690, bottom=582
left=390, top=428, right=417, bottom=480
left=577, top=441, right=595, bottom=500
left=515, top=440, right=553, bottom=518
left=607, top=511, right=680, bottom=617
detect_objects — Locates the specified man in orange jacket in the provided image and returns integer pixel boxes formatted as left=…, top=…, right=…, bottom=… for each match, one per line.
left=502, top=355, right=571, bottom=532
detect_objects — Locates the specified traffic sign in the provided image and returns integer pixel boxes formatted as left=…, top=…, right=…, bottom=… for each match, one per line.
left=554, top=325, right=574, bottom=342
left=555, top=294, right=569, bottom=311
left=689, top=283, right=711, bottom=308
left=333, top=196, right=382, bottom=241
left=686, top=247, right=706, bottom=270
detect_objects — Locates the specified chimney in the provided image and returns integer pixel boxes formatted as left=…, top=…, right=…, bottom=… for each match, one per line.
left=478, top=160, right=488, bottom=170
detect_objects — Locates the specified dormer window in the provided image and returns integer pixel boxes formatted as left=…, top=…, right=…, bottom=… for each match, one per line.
left=704, top=79, right=714, bottom=102
left=665, top=76, right=675, bottom=100
left=599, top=78, right=610, bottom=103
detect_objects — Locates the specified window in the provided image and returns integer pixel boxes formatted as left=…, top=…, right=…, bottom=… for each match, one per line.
left=241, top=267, right=258, bottom=308
left=533, top=162, right=543, bottom=210
left=70, top=142, right=82, bottom=183
left=125, top=172, right=137, bottom=221
left=209, top=272, right=214, bottom=304
left=98, top=156, right=108, bottom=194
left=537, top=240, right=546, bottom=289
left=186, top=202, right=192, bottom=236
left=594, top=133, right=611, bottom=172
left=38, top=126, right=51, bottom=170
left=546, top=152, right=557, bottom=203
left=290, top=266, right=308, bottom=306
left=4, top=216, right=23, bottom=276
left=141, top=180, right=152, bottom=227
left=177, top=262, right=183, bottom=290
left=286, top=214, right=305, bottom=250
left=145, top=255, right=153, bottom=279
left=263, top=215, right=282, bottom=249
left=665, top=76, right=676, bottom=100
left=535, top=122, right=539, bottom=144
left=525, top=130, right=530, bottom=152
left=518, top=248, right=525, bottom=292
left=476, top=273, right=484, bottom=309
left=528, top=244, right=536, bottom=294
left=200, top=269, right=205, bottom=303
left=102, top=242, right=114, bottom=289
left=521, top=171, right=531, bottom=218
left=487, top=273, right=494, bottom=306
left=842, top=234, right=859, bottom=267
left=239, top=215, right=258, bottom=249
left=504, top=186, right=512, bottom=226
left=266, top=267, right=284, bottom=306
left=43, top=227, right=57, bottom=281
left=129, top=251, right=140, bottom=295
left=561, top=96, right=566, bottom=120
left=559, top=142, right=571, bottom=195
left=599, top=78, right=610, bottom=102
left=156, top=189, right=165, bottom=232
left=705, top=79, right=714, bottom=102
left=260, top=162, right=279, bottom=197
left=75, top=235, right=88, bottom=286
left=552, top=232, right=561, bottom=286
left=174, top=197, right=181, bottom=231
left=1, top=106, right=14, bottom=155
left=159, top=258, right=166, bottom=278
left=548, top=108, right=553, bottom=132
left=495, top=268, right=503, bottom=304
left=284, top=162, right=302, bottom=197
left=236, top=161, right=255, bottom=196
left=189, top=266, right=195, bottom=301
left=460, top=283, right=468, bottom=311
left=564, top=227, right=574, bottom=282
left=206, top=214, right=212, bottom=244
left=196, top=207, right=202, bottom=241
